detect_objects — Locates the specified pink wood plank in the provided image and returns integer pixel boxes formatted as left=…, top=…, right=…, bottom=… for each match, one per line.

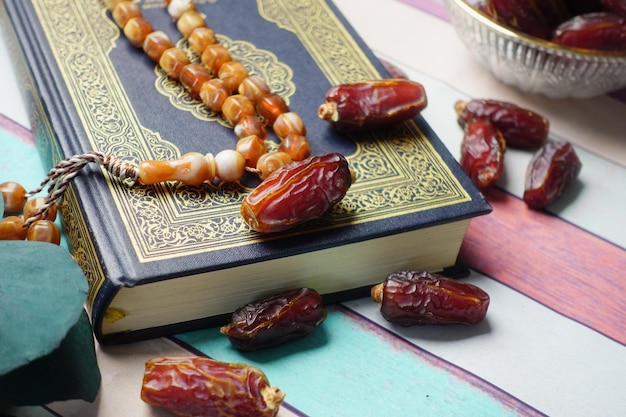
left=398, top=0, right=448, bottom=20
left=0, top=113, right=33, bottom=145
left=460, top=188, right=626, bottom=345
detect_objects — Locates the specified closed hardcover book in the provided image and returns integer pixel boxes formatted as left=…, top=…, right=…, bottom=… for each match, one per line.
left=2, top=0, right=491, bottom=344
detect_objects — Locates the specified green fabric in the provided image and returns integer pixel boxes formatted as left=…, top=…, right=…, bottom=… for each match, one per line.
left=0, top=310, right=101, bottom=405
left=0, top=240, right=88, bottom=375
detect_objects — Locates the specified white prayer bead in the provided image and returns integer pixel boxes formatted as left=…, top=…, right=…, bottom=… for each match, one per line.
left=167, top=0, right=195, bottom=21
left=215, top=150, right=245, bottom=182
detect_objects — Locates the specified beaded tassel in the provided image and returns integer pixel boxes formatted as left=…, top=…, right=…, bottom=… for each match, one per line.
left=1, top=0, right=337, bottom=244
left=1, top=144, right=270, bottom=244
left=22, top=152, right=139, bottom=228
left=1, top=152, right=138, bottom=245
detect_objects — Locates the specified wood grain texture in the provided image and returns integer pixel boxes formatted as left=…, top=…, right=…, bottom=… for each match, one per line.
left=461, top=188, right=626, bottom=344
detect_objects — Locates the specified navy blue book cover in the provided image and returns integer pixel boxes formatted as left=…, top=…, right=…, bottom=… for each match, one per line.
left=3, top=0, right=491, bottom=343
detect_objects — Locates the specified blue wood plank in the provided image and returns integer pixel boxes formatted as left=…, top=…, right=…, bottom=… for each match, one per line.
left=0, top=122, right=67, bottom=248
left=0, top=127, right=43, bottom=185
left=175, top=307, right=542, bottom=417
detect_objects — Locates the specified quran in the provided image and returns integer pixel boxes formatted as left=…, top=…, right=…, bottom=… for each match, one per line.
left=1, top=0, right=491, bottom=344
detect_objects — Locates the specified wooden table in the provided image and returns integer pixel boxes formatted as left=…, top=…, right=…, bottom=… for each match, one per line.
left=1, top=1, right=624, bottom=416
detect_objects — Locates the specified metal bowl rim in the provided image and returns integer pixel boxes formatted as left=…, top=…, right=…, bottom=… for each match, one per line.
left=447, top=0, right=626, bottom=62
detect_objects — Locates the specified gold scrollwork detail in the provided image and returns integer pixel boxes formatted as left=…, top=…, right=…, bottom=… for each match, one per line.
left=257, top=0, right=379, bottom=84
left=31, top=0, right=470, bottom=264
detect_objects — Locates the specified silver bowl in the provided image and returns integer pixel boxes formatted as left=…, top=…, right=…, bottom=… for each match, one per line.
left=443, top=0, right=626, bottom=98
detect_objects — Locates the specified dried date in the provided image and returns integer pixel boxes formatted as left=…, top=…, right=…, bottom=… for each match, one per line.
left=141, top=356, right=284, bottom=417
left=601, top=0, right=626, bottom=16
left=317, top=79, right=427, bottom=132
left=220, top=288, right=326, bottom=351
left=379, top=57, right=409, bottom=79
left=478, top=0, right=626, bottom=52
left=455, top=99, right=549, bottom=149
left=371, top=271, right=490, bottom=326
left=523, top=140, right=582, bottom=209
left=240, top=152, right=352, bottom=233
left=459, top=118, right=506, bottom=189
left=552, top=12, right=626, bottom=51
left=485, top=0, right=553, bottom=39
left=533, top=0, right=572, bottom=28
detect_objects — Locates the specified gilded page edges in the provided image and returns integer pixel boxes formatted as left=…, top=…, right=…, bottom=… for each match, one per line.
left=32, top=0, right=471, bottom=266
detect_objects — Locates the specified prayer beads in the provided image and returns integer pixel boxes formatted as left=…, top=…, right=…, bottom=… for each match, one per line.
left=176, top=10, right=206, bottom=39
left=104, top=0, right=311, bottom=186
left=159, top=47, right=190, bottom=80
left=112, top=1, right=141, bottom=28
left=166, top=0, right=195, bottom=20
left=23, top=197, right=57, bottom=222
left=256, top=94, right=289, bottom=127
left=123, top=16, right=153, bottom=47
left=199, top=79, right=230, bottom=112
left=187, top=27, right=217, bottom=55
left=137, top=152, right=215, bottom=186
left=179, top=63, right=212, bottom=99
left=236, top=135, right=268, bottom=168
left=0, top=181, right=26, bottom=214
left=143, top=31, right=174, bottom=62
left=0, top=216, right=28, bottom=240
left=0, top=181, right=61, bottom=245
left=222, top=95, right=256, bottom=126
left=27, top=220, right=61, bottom=245
left=234, top=115, right=267, bottom=140
left=239, top=76, right=271, bottom=105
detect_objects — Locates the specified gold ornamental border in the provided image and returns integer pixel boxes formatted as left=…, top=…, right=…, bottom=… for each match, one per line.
left=32, top=0, right=471, bottom=263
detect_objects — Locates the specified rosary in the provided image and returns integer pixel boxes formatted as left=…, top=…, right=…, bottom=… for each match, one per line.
left=1, top=0, right=428, bottom=240
left=1, top=0, right=322, bottom=241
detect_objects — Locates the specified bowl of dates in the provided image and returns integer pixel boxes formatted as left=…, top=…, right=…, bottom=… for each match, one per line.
left=443, top=0, right=626, bottom=98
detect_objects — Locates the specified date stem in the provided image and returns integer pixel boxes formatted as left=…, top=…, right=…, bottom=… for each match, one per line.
left=262, top=386, right=286, bottom=409
left=370, top=283, right=384, bottom=303
left=317, top=102, right=339, bottom=122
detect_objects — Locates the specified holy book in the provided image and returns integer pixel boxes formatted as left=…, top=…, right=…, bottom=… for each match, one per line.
left=2, top=0, right=491, bottom=344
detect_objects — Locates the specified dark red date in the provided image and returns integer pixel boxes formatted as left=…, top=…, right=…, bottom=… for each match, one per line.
left=459, top=118, right=506, bottom=189
left=240, top=153, right=352, bottom=233
left=455, top=99, right=549, bottom=149
left=601, top=0, right=626, bottom=16
left=220, top=288, right=326, bottom=352
left=371, top=271, right=490, bottom=326
left=379, top=57, right=409, bottom=79
left=317, top=79, right=427, bottom=132
left=523, top=141, right=582, bottom=209
left=534, top=0, right=572, bottom=27
left=141, top=356, right=284, bottom=417
left=485, top=0, right=553, bottom=39
left=552, top=12, right=626, bottom=51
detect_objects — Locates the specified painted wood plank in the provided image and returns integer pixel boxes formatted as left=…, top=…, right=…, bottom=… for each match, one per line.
left=345, top=271, right=626, bottom=417
left=461, top=187, right=626, bottom=344
left=0, top=114, right=33, bottom=145
left=175, top=307, right=544, bottom=417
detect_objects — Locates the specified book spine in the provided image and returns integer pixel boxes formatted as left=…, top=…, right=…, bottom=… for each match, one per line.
left=1, top=0, right=115, bottom=340
left=0, top=0, right=55, bottom=170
